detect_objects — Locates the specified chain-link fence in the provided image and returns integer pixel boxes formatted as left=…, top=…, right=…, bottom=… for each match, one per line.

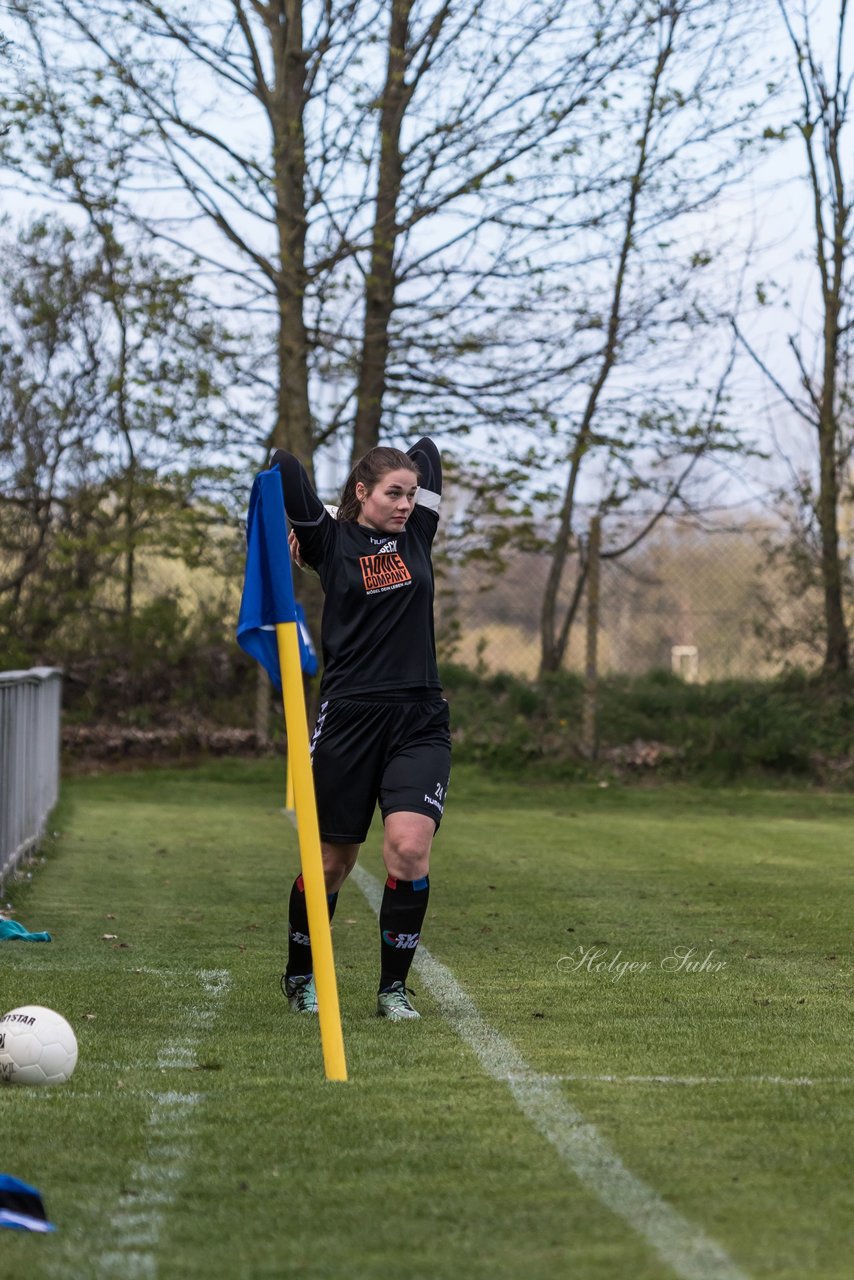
left=41, top=508, right=832, bottom=699
left=434, top=517, right=820, bottom=682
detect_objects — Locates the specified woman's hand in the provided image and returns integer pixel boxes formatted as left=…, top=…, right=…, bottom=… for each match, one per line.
left=288, top=528, right=307, bottom=570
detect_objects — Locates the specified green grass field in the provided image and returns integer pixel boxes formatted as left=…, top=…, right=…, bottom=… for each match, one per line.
left=1, top=760, right=853, bottom=1279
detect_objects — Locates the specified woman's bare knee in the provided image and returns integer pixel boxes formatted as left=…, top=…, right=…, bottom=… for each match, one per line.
left=321, top=842, right=360, bottom=892
left=382, top=813, right=434, bottom=881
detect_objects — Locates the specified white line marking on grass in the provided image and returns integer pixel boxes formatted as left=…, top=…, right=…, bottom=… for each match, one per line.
left=352, top=865, right=751, bottom=1280
left=0, top=961, right=184, bottom=975
left=93, top=968, right=231, bottom=1280
left=98, top=1254, right=156, bottom=1280
left=156, top=1045, right=196, bottom=1069
left=11, top=1089, right=206, bottom=1102
left=506, top=1074, right=854, bottom=1087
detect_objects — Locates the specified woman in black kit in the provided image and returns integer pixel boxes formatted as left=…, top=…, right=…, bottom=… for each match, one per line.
left=272, top=438, right=450, bottom=1021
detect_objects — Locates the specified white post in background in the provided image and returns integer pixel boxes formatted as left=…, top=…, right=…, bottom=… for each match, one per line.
left=671, top=645, right=699, bottom=682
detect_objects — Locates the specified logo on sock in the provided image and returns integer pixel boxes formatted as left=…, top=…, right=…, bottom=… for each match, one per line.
left=289, top=927, right=311, bottom=946
left=382, top=930, right=420, bottom=949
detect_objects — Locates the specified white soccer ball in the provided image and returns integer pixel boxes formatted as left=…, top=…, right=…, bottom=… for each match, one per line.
left=0, top=1005, right=78, bottom=1086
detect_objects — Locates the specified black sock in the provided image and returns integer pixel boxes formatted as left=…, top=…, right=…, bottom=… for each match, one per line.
left=379, top=875, right=430, bottom=991
left=285, top=874, right=339, bottom=979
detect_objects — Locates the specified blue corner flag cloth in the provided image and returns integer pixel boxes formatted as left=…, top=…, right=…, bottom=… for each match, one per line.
left=0, top=1175, right=57, bottom=1232
left=0, top=919, right=51, bottom=942
left=236, top=468, right=319, bottom=688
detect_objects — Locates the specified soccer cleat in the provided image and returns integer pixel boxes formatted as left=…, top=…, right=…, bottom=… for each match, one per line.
left=282, top=973, right=318, bottom=1013
left=377, top=981, right=420, bottom=1021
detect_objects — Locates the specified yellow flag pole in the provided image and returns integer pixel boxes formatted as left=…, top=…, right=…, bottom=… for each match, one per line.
left=276, top=621, right=348, bottom=1083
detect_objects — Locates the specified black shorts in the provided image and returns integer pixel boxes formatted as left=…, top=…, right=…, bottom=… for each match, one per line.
left=310, top=696, right=451, bottom=844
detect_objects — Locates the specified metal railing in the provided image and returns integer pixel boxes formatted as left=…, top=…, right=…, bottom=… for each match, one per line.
left=0, top=668, right=63, bottom=890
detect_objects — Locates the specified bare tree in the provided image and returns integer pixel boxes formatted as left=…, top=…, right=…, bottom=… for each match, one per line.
left=7, top=1, right=643, bottom=468
left=738, top=0, right=852, bottom=674
left=346, top=0, right=641, bottom=460
left=522, top=0, right=760, bottom=674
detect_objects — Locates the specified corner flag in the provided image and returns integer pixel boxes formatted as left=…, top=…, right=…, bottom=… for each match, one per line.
left=237, top=474, right=319, bottom=685
left=237, top=468, right=347, bottom=1083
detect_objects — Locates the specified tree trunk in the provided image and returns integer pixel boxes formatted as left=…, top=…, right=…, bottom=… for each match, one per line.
left=123, top=488, right=135, bottom=643
left=267, top=0, right=313, bottom=459
left=274, top=290, right=313, bottom=459
left=817, top=329, right=849, bottom=673
left=539, top=493, right=584, bottom=675
left=817, top=121, right=850, bottom=674
left=800, top=2, right=851, bottom=675
left=351, top=0, right=413, bottom=463
left=255, top=666, right=271, bottom=747
left=581, top=516, right=601, bottom=759
left=817, top=459, right=848, bottom=674
left=261, top=2, right=322, bottom=652
left=116, top=303, right=135, bottom=647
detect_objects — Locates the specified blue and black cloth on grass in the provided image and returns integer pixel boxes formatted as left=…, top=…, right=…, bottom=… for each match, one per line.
left=0, top=1175, right=57, bottom=1232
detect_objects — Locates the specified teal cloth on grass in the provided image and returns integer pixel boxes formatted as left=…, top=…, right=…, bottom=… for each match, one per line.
left=0, top=919, right=52, bottom=942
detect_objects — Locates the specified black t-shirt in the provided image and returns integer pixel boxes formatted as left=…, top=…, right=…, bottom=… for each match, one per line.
left=271, top=439, right=442, bottom=700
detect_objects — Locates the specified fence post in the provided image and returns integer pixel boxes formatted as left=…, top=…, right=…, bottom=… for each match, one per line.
left=582, top=516, right=601, bottom=761
left=0, top=668, right=62, bottom=891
